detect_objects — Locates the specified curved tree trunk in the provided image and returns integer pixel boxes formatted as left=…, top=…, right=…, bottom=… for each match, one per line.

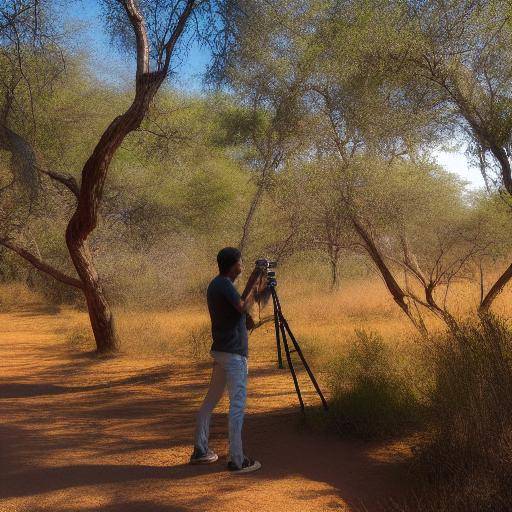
left=62, top=0, right=196, bottom=353
left=66, top=238, right=117, bottom=352
left=1, top=0, right=197, bottom=354
left=65, top=75, right=166, bottom=352
left=424, top=283, right=460, bottom=334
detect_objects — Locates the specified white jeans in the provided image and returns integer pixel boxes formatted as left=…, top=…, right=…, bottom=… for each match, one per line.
left=194, top=350, right=248, bottom=468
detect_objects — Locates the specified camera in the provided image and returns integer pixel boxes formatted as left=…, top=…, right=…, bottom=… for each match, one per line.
left=255, top=258, right=277, bottom=287
left=255, top=258, right=277, bottom=270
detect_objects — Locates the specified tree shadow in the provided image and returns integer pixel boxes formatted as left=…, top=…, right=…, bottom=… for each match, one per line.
left=0, top=365, right=175, bottom=398
left=1, top=462, right=225, bottom=499
left=0, top=319, right=409, bottom=512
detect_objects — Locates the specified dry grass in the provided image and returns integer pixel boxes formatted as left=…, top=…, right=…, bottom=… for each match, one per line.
left=100, top=278, right=421, bottom=367
left=3, top=275, right=512, bottom=359
left=2, top=275, right=512, bottom=511
left=0, top=282, right=43, bottom=311
left=116, top=306, right=210, bottom=357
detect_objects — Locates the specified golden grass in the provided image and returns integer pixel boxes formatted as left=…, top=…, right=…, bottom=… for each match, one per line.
left=3, top=274, right=512, bottom=360
left=0, top=282, right=43, bottom=311
left=116, top=306, right=210, bottom=357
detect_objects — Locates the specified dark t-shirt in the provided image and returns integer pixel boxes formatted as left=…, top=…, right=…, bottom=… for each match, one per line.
left=207, top=275, right=248, bottom=357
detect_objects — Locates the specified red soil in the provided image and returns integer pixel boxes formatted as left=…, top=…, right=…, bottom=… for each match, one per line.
left=0, top=308, right=410, bottom=511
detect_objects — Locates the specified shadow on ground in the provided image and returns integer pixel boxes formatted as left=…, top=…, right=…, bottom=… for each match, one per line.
left=0, top=310, right=409, bottom=512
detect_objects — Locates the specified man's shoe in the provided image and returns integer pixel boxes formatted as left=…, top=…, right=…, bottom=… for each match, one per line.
left=189, top=447, right=218, bottom=465
left=227, top=456, right=262, bottom=474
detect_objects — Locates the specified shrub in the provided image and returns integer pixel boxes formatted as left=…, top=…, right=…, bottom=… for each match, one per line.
left=327, top=329, right=421, bottom=438
left=408, top=315, right=512, bottom=512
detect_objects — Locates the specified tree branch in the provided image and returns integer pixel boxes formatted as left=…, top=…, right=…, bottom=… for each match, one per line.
left=36, top=165, right=79, bottom=198
left=0, top=238, right=83, bottom=289
left=162, top=0, right=196, bottom=74
left=122, top=0, right=150, bottom=78
left=479, top=260, right=512, bottom=313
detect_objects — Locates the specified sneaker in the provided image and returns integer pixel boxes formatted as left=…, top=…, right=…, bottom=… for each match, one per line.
left=227, top=456, right=262, bottom=474
left=189, top=447, right=218, bottom=465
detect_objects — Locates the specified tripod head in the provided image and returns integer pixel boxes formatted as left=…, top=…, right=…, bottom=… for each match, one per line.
left=255, top=258, right=277, bottom=288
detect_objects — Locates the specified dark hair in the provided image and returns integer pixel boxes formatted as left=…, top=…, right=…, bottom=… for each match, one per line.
left=217, top=247, right=241, bottom=273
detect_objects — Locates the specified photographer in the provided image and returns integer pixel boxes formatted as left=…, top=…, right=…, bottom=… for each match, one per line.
left=190, top=247, right=261, bottom=474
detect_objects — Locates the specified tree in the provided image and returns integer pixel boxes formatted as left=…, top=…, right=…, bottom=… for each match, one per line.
left=395, top=0, right=512, bottom=313
left=212, top=0, right=311, bottom=255
left=0, top=0, right=202, bottom=352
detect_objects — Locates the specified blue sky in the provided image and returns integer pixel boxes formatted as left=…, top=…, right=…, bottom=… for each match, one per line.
left=62, top=1, right=484, bottom=189
left=61, top=0, right=210, bottom=90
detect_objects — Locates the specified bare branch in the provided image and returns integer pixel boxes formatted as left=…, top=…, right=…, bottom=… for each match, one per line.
left=35, top=165, right=79, bottom=198
left=0, top=238, right=83, bottom=289
left=162, top=0, right=196, bottom=74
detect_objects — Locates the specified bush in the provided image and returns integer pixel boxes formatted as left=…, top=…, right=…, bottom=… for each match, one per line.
left=327, top=329, right=421, bottom=438
left=408, top=316, right=512, bottom=512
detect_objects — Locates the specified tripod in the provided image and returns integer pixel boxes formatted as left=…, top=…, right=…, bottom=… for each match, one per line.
left=269, top=284, right=329, bottom=412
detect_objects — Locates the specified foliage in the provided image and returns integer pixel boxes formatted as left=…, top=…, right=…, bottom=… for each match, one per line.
left=327, top=329, right=421, bottom=438
left=401, top=316, right=512, bottom=512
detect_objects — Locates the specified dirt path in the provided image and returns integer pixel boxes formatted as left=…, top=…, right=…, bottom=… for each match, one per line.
left=0, top=309, right=410, bottom=512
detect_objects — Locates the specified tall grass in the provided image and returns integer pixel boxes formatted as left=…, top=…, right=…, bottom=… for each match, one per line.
left=0, top=282, right=43, bottom=311
left=406, top=316, right=512, bottom=512
left=327, top=329, right=422, bottom=438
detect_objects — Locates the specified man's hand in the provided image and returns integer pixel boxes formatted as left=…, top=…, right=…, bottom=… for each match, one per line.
left=234, top=287, right=256, bottom=314
left=234, top=267, right=262, bottom=314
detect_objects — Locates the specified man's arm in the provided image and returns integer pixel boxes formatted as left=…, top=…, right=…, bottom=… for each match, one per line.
left=236, top=288, right=255, bottom=313
left=227, top=268, right=262, bottom=314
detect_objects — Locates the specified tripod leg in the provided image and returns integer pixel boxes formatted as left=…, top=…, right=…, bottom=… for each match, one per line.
left=272, top=289, right=305, bottom=411
left=282, top=317, right=329, bottom=411
left=280, top=318, right=305, bottom=412
left=272, top=290, right=284, bottom=369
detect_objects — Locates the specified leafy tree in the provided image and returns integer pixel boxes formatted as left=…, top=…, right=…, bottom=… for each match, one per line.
left=0, top=0, right=211, bottom=352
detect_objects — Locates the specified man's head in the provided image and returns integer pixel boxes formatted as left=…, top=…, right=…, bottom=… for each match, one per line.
left=217, top=247, right=242, bottom=281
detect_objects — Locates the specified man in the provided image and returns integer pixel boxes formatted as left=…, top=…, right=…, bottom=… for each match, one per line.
left=190, top=247, right=261, bottom=474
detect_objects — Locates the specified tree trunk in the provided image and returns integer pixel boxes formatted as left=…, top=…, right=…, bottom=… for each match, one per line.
left=239, top=178, right=265, bottom=255
left=66, top=236, right=118, bottom=352
left=65, top=74, right=165, bottom=353
left=329, top=249, right=340, bottom=291
left=424, top=283, right=459, bottom=334
left=1, top=1, right=196, bottom=354
left=490, top=145, right=512, bottom=196
left=479, top=261, right=512, bottom=315
left=351, top=216, right=428, bottom=335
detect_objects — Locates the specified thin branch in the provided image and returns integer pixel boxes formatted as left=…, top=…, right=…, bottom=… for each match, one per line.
left=35, top=165, right=79, bottom=198
left=162, top=0, right=196, bottom=74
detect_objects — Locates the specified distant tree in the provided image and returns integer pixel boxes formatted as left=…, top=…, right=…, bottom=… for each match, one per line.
left=212, top=0, right=311, bottom=255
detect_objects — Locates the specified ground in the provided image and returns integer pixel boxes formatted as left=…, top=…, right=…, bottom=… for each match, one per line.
left=0, top=306, right=410, bottom=512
